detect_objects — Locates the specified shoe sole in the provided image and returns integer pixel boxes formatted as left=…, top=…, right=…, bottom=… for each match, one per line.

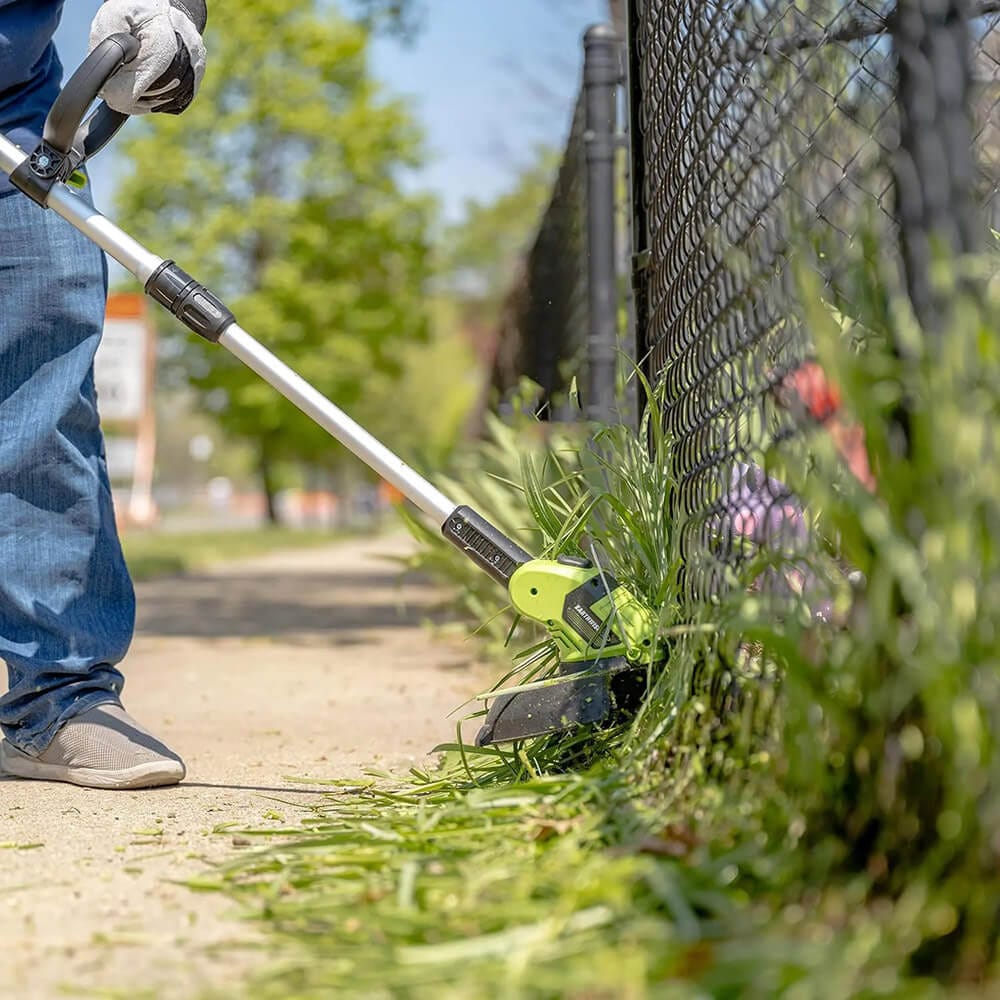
left=0, top=742, right=185, bottom=790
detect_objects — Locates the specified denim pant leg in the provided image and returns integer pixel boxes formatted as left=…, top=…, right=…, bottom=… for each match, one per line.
left=0, top=186, right=134, bottom=755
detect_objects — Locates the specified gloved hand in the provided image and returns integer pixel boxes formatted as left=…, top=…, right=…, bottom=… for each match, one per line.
left=88, top=0, right=207, bottom=115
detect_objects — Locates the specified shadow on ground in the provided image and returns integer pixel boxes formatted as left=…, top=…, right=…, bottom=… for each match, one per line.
left=136, top=570, right=449, bottom=640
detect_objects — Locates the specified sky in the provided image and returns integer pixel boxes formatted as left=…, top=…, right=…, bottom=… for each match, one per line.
left=54, top=0, right=610, bottom=222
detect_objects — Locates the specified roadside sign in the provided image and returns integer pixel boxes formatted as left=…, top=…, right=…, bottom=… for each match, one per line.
left=103, top=435, right=139, bottom=481
left=95, top=314, right=146, bottom=421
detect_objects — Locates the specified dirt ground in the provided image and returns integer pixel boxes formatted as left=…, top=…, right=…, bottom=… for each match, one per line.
left=0, top=533, right=484, bottom=999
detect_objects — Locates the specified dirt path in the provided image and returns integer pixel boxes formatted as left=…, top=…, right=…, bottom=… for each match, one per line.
left=0, top=533, right=484, bottom=999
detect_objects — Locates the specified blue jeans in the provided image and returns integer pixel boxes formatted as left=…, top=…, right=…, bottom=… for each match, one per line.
left=0, top=183, right=133, bottom=755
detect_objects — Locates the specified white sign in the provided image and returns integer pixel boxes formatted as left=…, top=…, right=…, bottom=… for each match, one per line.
left=104, top=435, right=138, bottom=483
left=95, top=317, right=147, bottom=422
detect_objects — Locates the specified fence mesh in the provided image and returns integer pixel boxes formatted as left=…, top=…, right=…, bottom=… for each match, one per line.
left=492, top=94, right=588, bottom=416
left=629, top=0, right=1000, bottom=604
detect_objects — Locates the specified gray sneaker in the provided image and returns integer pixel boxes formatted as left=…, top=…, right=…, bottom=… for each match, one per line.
left=0, top=704, right=185, bottom=789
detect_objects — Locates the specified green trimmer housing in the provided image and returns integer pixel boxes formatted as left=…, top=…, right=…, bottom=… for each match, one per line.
left=441, top=507, right=660, bottom=744
left=0, top=38, right=662, bottom=747
left=475, top=558, right=658, bottom=745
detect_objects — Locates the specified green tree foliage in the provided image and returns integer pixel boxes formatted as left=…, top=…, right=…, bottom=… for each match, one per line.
left=114, top=0, right=432, bottom=520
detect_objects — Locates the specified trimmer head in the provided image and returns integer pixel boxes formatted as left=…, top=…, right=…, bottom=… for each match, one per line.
left=475, top=656, right=649, bottom=746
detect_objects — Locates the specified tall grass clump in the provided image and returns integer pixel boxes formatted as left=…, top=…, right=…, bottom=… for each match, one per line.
left=734, top=253, right=1000, bottom=981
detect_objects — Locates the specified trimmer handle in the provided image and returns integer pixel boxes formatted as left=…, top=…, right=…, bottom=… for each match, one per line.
left=45, top=32, right=140, bottom=161
left=10, top=32, right=138, bottom=205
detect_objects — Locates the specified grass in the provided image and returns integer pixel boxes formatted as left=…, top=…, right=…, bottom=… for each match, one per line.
left=120, top=526, right=356, bottom=581
left=193, top=763, right=733, bottom=999
left=197, top=749, right=987, bottom=1000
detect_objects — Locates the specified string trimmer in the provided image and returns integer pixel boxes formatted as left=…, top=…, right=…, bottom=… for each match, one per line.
left=0, top=39, right=661, bottom=746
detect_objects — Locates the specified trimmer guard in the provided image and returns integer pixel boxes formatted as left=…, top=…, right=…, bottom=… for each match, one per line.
left=475, top=656, right=648, bottom=746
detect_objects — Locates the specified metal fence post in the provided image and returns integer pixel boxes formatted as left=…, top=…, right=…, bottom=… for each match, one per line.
left=888, top=0, right=980, bottom=466
left=584, top=24, right=621, bottom=425
left=891, top=0, right=980, bottom=333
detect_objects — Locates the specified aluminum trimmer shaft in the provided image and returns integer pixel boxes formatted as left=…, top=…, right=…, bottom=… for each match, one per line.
left=0, top=126, right=533, bottom=586
left=0, top=132, right=458, bottom=524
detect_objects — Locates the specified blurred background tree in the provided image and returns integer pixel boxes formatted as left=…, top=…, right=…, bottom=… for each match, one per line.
left=114, top=0, right=435, bottom=522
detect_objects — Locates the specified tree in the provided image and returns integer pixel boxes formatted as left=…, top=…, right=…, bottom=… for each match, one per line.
left=114, top=0, right=432, bottom=523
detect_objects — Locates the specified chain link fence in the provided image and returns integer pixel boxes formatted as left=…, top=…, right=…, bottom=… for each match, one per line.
left=627, top=0, right=1000, bottom=603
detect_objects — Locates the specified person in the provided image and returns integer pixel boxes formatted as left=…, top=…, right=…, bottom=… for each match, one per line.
left=0, top=1, right=207, bottom=789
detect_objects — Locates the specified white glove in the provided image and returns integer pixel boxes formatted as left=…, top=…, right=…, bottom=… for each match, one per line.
left=88, top=0, right=207, bottom=115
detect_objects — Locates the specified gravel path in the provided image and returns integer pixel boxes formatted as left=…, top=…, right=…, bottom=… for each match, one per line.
left=0, top=533, right=482, bottom=999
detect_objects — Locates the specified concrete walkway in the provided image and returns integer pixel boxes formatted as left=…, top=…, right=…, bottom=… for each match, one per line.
left=0, top=533, right=482, bottom=999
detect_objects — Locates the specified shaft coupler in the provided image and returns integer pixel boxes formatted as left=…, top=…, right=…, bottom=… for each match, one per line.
left=145, top=260, right=235, bottom=342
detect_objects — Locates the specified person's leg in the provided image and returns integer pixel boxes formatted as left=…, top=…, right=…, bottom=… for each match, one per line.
left=0, top=183, right=131, bottom=751
left=0, top=184, right=183, bottom=786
